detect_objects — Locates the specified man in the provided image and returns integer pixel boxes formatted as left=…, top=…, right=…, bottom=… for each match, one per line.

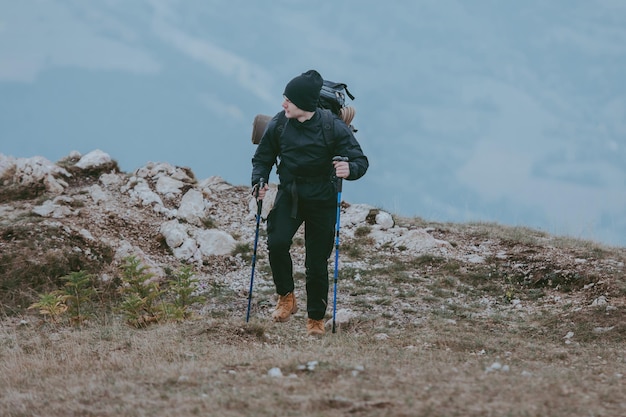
left=251, top=69, right=368, bottom=336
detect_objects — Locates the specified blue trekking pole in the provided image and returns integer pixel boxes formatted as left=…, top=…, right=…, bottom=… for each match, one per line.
left=332, top=156, right=349, bottom=333
left=246, top=178, right=265, bottom=322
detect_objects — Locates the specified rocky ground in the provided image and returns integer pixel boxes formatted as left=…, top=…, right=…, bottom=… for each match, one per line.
left=1, top=150, right=625, bottom=331
left=2, top=150, right=626, bottom=417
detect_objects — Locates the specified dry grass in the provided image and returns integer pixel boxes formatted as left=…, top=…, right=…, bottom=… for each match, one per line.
left=1, top=176, right=625, bottom=416
left=1, top=294, right=625, bottom=417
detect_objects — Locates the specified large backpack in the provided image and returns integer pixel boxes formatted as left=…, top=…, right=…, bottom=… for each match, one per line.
left=251, top=79, right=357, bottom=144
left=318, top=80, right=355, bottom=119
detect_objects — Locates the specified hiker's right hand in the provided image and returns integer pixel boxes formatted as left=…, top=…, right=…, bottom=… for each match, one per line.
left=252, top=183, right=268, bottom=200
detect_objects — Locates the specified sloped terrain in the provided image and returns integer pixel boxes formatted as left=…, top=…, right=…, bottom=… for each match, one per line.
left=1, top=151, right=625, bottom=416
left=1, top=150, right=625, bottom=329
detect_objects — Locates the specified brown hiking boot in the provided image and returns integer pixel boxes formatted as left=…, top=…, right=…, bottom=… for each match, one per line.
left=306, top=318, right=325, bottom=336
left=271, top=292, right=297, bottom=322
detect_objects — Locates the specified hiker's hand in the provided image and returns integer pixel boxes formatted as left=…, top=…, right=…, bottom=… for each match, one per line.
left=252, top=183, right=269, bottom=200
left=333, top=160, right=350, bottom=179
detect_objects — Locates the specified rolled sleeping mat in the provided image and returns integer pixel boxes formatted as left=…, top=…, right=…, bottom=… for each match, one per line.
left=251, top=114, right=272, bottom=144
left=251, top=106, right=357, bottom=144
left=340, top=106, right=356, bottom=127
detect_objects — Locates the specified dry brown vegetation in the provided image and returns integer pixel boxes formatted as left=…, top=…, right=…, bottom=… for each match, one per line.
left=1, top=163, right=625, bottom=416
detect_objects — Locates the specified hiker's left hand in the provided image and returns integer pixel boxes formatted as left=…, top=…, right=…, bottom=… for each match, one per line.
left=333, top=160, right=349, bottom=179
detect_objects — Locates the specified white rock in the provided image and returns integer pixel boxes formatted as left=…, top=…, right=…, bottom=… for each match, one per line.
left=593, top=326, right=614, bottom=334
left=194, top=229, right=236, bottom=257
left=268, top=367, right=283, bottom=378
left=160, top=220, right=189, bottom=249
left=43, top=173, right=67, bottom=194
left=172, top=238, right=201, bottom=262
left=100, top=172, right=123, bottom=187
left=177, top=189, right=207, bottom=225
left=10, top=156, right=71, bottom=193
left=591, top=296, right=608, bottom=307
left=465, top=254, right=485, bottom=264
left=135, top=162, right=194, bottom=183
left=325, top=308, right=356, bottom=328
left=486, top=362, right=502, bottom=372
left=75, top=149, right=112, bottom=169
left=79, top=229, right=95, bottom=241
left=32, top=200, right=73, bottom=218
left=199, top=175, right=233, bottom=192
left=375, top=211, right=394, bottom=229
left=392, top=229, right=451, bottom=253
left=341, top=203, right=376, bottom=227
left=127, top=180, right=164, bottom=207
left=156, top=176, right=185, bottom=198
left=89, top=184, right=108, bottom=204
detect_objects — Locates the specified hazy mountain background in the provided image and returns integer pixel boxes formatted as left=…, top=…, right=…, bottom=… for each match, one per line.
left=1, top=0, right=625, bottom=247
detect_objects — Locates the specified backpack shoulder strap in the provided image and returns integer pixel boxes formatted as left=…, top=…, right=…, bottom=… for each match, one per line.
left=320, top=109, right=335, bottom=156
left=274, top=111, right=288, bottom=137
left=272, top=111, right=288, bottom=154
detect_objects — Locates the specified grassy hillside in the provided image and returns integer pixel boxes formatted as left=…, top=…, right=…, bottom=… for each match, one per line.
left=1, top=160, right=625, bottom=416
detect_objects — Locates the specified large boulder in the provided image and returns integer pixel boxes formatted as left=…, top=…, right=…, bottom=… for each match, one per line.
left=194, top=229, right=236, bottom=257
left=75, top=149, right=113, bottom=170
left=177, top=189, right=209, bottom=226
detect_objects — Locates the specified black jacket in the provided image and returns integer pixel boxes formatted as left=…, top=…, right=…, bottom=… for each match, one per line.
left=251, top=109, right=369, bottom=201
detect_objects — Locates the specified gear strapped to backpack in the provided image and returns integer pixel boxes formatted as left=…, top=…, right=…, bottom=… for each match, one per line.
left=319, top=80, right=355, bottom=118
left=251, top=79, right=356, bottom=145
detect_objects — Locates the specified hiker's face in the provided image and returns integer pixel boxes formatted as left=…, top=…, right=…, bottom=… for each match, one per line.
left=282, top=96, right=302, bottom=119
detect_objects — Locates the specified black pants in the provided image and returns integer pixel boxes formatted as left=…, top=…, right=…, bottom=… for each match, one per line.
left=266, top=187, right=336, bottom=320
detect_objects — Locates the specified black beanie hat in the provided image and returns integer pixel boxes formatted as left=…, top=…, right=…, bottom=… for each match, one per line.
left=283, top=70, right=323, bottom=112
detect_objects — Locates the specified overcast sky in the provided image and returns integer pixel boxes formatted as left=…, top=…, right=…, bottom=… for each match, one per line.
left=1, top=0, right=625, bottom=247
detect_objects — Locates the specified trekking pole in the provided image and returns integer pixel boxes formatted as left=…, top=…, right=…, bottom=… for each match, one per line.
left=331, top=156, right=349, bottom=333
left=246, top=178, right=265, bottom=323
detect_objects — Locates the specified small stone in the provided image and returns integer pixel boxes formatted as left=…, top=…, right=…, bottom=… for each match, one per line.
left=593, top=326, right=614, bottom=334
left=486, top=362, right=502, bottom=372
left=591, top=296, right=608, bottom=307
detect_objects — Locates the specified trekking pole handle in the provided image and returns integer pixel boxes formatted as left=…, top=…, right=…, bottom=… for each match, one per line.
left=332, top=156, right=349, bottom=192
left=254, top=178, right=266, bottom=200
